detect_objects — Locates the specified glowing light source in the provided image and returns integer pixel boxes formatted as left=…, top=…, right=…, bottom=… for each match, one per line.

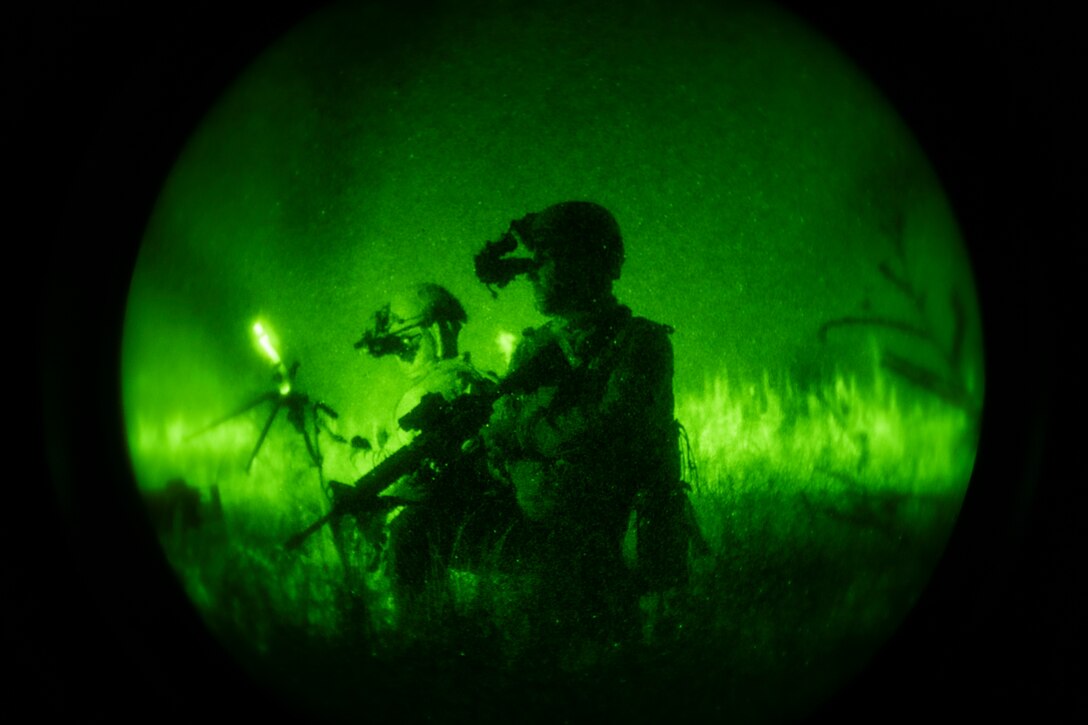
left=253, top=322, right=282, bottom=365
left=253, top=321, right=291, bottom=395
left=496, top=331, right=517, bottom=366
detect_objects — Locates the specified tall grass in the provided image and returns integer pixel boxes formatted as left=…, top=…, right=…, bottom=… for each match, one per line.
left=135, top=361, right=977, bottom=721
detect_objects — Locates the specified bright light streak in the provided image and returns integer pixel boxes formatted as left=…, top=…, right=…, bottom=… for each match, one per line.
left=253, top=322, right=282, bottom=365
left=253, top=321, right=291, bottom=395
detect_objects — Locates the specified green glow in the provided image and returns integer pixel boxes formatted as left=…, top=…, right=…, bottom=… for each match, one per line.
left=121, top=0, right=984, bottom=720
left=496, top=330, right=517, bottom=365
left=680, top=359, right=975, bottom=491
left=253, top=321, right=281, bottom=365
left=252, top=320, right=291, bottom=395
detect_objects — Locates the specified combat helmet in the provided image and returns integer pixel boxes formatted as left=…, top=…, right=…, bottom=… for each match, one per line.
left=388, top=283, right=468, bottom=330
left=357, top=283, right=467, bottom=359
left=514, top=201, right=624, bottom=282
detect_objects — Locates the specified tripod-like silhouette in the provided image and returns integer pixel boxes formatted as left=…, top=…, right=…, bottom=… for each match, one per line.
left=188, top=360, right=344, bottom=486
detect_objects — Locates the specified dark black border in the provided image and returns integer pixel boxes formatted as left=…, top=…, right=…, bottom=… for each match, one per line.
left=787, top=3, right=1077, bottom=721
left=19, top=1, right=1076, bottom=721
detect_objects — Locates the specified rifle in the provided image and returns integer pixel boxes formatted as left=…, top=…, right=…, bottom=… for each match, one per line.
left=285, top=339, right=571, bottom=550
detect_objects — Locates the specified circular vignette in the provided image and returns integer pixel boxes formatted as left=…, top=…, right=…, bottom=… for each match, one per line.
left=30, top=1, right=1064, bottom=721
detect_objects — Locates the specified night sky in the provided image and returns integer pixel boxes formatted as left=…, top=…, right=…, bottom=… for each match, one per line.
left=122, top=0, right=982, bottom=484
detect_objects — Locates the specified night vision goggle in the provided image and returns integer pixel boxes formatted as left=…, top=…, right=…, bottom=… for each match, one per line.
left=354, top=304, right=426, bottom=359
left=474, top=217, right=540, bottom=295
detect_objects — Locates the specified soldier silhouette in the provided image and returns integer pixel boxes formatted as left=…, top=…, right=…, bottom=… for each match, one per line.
left=479, top=201, right=697, bottom=668
left=356, top=283, right=514, bottom=635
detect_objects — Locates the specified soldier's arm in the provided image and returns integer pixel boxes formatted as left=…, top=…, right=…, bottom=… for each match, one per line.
left=522, top=322, right=673, bottom=459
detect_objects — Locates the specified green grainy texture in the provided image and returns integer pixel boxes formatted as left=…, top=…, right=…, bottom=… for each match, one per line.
left=121, top=0, right=984, bottom=720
